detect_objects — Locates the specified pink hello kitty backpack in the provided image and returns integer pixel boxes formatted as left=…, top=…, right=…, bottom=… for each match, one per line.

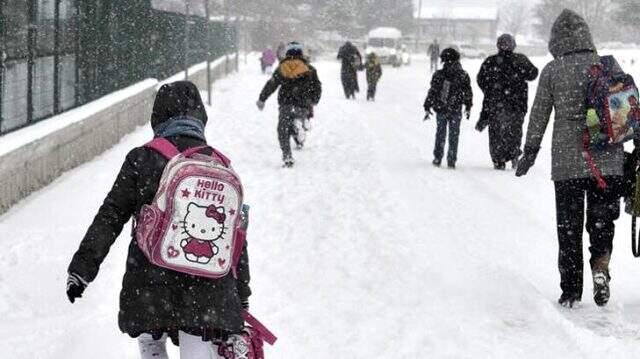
left=134, top=138, right=245, bottom=279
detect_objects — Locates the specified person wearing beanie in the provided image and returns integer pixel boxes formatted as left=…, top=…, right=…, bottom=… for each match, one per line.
left=423, top=48, right=473, bottom=169
left=476, top=33, right=538, bottom=170
left=67, top=80, right=252, bottom=357
left=517, top=10, right=626, bottom=308
left=257, top=42, right=322, bottom=167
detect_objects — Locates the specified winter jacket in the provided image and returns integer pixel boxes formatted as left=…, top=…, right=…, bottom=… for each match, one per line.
left=68, top=82, right=251, bottom=340
left=523, top=9, right=624, bottom=181
left=477, top=50, right=538, bottom=130
left=365, top=57, right=382, bottom=84
left=424, top=61, right=473, bottom=115
left=259, top=56, right=322, bottom=109
left=337, top=42, right=363, bottom=76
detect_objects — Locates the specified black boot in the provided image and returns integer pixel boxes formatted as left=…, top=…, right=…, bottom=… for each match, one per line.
left=593, top=270, right=610, bottom=307
left=494, top=162, right=506, bottom=170
left=432, top=158, right=442, bottom=167
left=447, top=161, right=456, bottom=169
left=558, top=292, right=581, bottom=308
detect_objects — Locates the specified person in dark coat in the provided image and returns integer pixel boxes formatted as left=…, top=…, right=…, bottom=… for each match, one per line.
left=337, top=41, right=363, bottom=99
left=257, top=42, right=322, bottom=167
left=476, top=34, right=539, bottom=170
left=66, top=81, right=251, bottom=356
left=365, top=52, right=383, bottom=101
left=423, top=48, right=473, bottom=169
left=516, top=10, right=625, bottom=308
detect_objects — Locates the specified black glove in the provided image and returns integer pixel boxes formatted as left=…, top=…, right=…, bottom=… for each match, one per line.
left=464, top=107, right=471, bottom=120
left=424, top=109, right=433, bottom=121
left=516, top=146, right=540, bottom=177
left=66, top=272, right=88, bottom=303
left=241, top=298, right=250, bottom=310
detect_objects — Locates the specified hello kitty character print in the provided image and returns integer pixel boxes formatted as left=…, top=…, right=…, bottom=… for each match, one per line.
left=134, top=138, right=245, bottom=279
left=180, top=203, right=227, bottom=264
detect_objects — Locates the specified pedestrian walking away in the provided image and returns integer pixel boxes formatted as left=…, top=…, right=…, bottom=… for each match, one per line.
left=365, top=52, right=383, bottom=101
left=476, top=33, right=539, bottom=170
left=423, top=48, right=473, bottom=169
left=516, top=9, right=629, bottom=308
left=337, top=41, right=363, bottom=99
left=428, top=39, right=440, bottom=73
left=66, top=81, right=253, bottom=358
left=257, top=42, right=322, bottom=168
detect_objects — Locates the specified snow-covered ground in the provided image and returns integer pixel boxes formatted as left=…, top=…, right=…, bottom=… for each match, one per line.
left=2, top=52, right=640, bottom=358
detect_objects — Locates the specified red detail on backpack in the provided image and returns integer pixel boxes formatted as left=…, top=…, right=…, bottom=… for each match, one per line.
left=167, top=246, right=180, bottom=258
left=217, top=311, right=276, bottom=359
left=134, top=138, right=245, bottom=279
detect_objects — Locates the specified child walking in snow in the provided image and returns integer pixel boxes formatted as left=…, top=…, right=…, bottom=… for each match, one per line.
left=365, top=52, right=383, bottom=101
left=257, top=42, right=322, bottom=167
left=423, top=48, right=473, bottom=169
left=66, top=81, right=252, bottom=359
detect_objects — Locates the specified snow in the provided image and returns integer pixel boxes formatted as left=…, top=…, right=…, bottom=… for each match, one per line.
left=0, top=79, right=157, bottom=157
left=416, top=6, right=499, bottom=21
left=3, top=52, right=640, bottom=358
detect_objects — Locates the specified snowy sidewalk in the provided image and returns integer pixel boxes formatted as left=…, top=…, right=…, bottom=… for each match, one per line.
left=2, top=55, right=640, bottom=358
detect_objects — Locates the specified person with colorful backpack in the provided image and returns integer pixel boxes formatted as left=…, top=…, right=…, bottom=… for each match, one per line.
left=423, top=48, right=473, bottom=169
left=257, top=42, right=322, bottom=168
left=516, top=10, right=635, bottom=308
left=66, top=81, right=275, bottom=358
left=365, top=52, right=383, bottom=101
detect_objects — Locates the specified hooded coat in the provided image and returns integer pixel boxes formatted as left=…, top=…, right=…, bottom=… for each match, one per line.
left=337, top=42, right=363, bottom=96
left=259, top=55, right=322, bottom=109
left=523, top=10, right=624, bottom=181
left=68, top=81, right=251, bottom=340
left=476, top=49, right=538, bottom=130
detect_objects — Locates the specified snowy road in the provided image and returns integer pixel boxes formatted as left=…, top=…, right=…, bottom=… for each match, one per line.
left=3, top=53, right=640, bottom=358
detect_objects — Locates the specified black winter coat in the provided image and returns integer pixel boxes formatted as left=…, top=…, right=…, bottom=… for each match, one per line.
left=477, top=51, right=538, bottom=129
left=424, top=62, right=473, bottom=115
left=68, top=135, right=251, bottom=339
left=259, top=56, right=322, bottom=109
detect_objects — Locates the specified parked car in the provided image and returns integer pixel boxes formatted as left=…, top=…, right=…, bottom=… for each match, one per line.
left=456, top=44, right=487, bottom=59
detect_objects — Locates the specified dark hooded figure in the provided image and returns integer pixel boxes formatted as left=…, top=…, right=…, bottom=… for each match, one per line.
left=516, top=10, right=626, bottom=308
left=337, top=41, right=363, bottom=99
left=476, top=34, right=539, bottom=170
left=66, top=81, right=251, bottom=355
left=423, top=48, right=473, bottom=169
left=257, top=42, right=322, bottom=167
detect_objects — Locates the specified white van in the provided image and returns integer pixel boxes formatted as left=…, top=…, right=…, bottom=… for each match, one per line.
left=366, top=27, right=403, bottom=66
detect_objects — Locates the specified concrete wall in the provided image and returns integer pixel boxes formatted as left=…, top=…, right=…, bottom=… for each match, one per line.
left=0, top=55, right=238, bottom=215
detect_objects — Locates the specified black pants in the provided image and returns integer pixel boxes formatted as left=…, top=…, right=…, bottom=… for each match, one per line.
left=433, top=112, right=462, bottom=164
left=554, top=177, right=621, bottom=298
left=488, top=110, right=525, bottom=164
left=367, top=80, right=378, bottom=100
left=278, top=106, right=307, bottom=160
left=341, top=70, right=359, bottom=99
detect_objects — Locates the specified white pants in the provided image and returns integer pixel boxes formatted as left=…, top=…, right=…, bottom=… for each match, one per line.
left=138, top=331, right=222, bottom=359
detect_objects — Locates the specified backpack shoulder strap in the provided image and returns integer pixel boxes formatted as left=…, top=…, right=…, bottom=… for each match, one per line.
left=181, top=146, right=232, bottom=167
left=145, top=138, right=180, bottom=159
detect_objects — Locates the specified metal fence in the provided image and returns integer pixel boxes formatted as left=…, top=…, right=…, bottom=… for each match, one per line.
left=0, top=0, right=236, bottom=135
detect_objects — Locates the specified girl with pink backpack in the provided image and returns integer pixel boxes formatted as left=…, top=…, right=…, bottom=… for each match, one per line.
left=66, top=81, right=274, bottom=358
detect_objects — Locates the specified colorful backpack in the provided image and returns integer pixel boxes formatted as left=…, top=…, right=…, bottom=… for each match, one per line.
left=135, top=138, right=246, bottom=279
left=217, top=311, right=278, bottom=359
left=583, top=55, right=640, bottom=188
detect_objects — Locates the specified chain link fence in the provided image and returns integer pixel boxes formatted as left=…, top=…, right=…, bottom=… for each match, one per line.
left=0, top=0, right=236, bottom=135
